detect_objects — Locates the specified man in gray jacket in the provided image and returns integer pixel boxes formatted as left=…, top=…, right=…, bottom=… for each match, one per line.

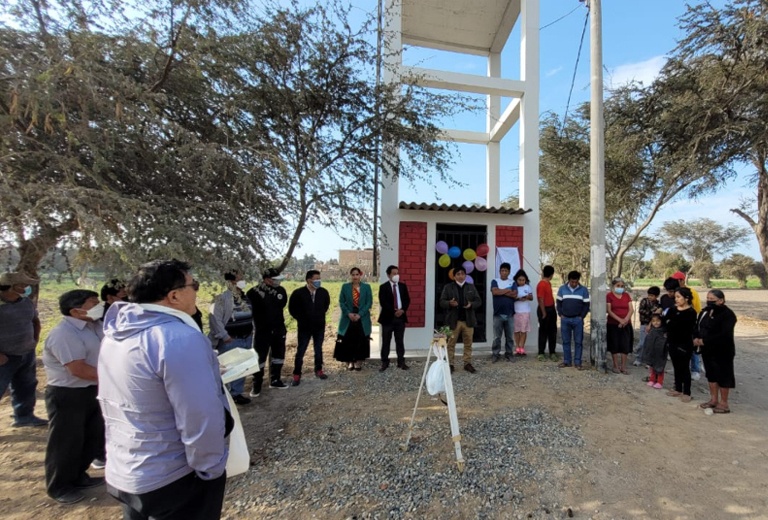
left=439, top=267, right=482, bottom=373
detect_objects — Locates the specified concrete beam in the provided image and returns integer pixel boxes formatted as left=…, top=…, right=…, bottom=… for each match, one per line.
left=402, top=35, right=490, bottom=56
left=489, top=98, right=521, bottom=143
left=439, top=129, right=489, bottom=144
left=490, top=0, right=521, bottom=53
left=402, top=66, right=525, bottom=97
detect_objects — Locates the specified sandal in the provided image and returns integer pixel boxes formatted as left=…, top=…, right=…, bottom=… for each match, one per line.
left=699, top=401, right=717, bottom=409
left=557, top=362, right=572, bottom=368
left=713, top=407, right=731, bottom=414
left=612, top=368, right=620, bottom=374
left=620, top=369, right=629, bottom=375
left=666, top=390, right=682, bottom=397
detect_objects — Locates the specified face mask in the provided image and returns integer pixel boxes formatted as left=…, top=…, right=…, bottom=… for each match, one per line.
left=236, top=280, right=247, bottom=290
left=312, top=280, right=322, bottom=289
left=84, top=302, right=105, bottom=320
left=391, top=275, right=400, bottom=284
left=22, top=286, right=32, bottom=297
left=272, top=280, right=282, bottom=287
left=706, top=301, right=717, bottom=308
left=614, top=287, right=625, bottom=295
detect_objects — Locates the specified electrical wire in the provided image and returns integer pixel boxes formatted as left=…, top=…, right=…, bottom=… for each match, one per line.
left=561, top=10, right=590, bottom=131
left=540, top=4, right=582, bottom=30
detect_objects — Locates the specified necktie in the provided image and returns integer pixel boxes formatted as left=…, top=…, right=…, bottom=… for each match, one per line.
left=353, top=287, right=359, bottom=308
left=392, top=283, right=398, bottom=310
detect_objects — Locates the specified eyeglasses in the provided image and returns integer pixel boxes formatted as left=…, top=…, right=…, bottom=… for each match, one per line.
left=173, top=280, right=200, bottom=292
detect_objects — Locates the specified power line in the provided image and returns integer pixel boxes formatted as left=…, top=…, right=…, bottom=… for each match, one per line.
left=540, top=4, right=582, bottom=31
left=561, top=10, right=590, bottom=131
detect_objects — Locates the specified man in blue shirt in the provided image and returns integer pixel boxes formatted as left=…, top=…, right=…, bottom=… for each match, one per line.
left=556, top=271, right=591, bottom=370
left=99, top=260, right=231, bottom=520
left=490, top=262, right=517, bottom=362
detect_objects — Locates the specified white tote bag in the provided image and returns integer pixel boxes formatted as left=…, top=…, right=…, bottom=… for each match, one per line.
left=224, top=391, right=250, bottom=477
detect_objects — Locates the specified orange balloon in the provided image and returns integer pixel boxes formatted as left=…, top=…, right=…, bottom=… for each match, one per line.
left=448, top=268, right=455, bottom=281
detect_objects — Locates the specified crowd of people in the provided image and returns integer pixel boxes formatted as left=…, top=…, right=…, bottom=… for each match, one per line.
left=0, top=261, right=740, bottom=518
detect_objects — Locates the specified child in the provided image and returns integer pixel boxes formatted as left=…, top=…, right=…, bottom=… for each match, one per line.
left=635, top=286, right=661, bottom=366
left=512, top=269, right=533, bottom=356
left=644, top=313, right=667, bottom=389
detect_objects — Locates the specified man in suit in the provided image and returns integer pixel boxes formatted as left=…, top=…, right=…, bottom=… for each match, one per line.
left=377, top=265, right=410, bottom=371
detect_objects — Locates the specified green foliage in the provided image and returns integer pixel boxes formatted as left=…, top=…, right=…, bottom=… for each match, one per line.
left=720, top=253, right=758, bottom=289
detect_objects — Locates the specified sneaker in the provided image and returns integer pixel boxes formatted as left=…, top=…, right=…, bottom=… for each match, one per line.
left=653, top=383, right=663, bottom=389
left=492, top=354, right=501, bottom=363
left=397, top=362, right=410, bottom=370
left=646, top=381, right=655, bottom=387
left=449, top=365, right=455, bottom=373
left=90, top=458, right=106, bottom=470
left=315, top=370, right=328, bottom=380
left=464, top=363, right=477, bottom=373
left=691, top=372, right=701, bottom=381
left=249, top=388, right=261, bottom=398
left=291, top=375, right=301, bottom=386
left=11, top=415, right=48, bottom=428
left=633, top=361, right=642, bottom=367
left=537, top=354, right=547, bottom=362
left=549, top=353, right=559, bottom=362
left=74, top=475, right=105, bottom=489
left=270, top=379, right=289, bottom=389
left=52, top=489, right=85, bottom=505
left=233, top=394, right=252, bottom=406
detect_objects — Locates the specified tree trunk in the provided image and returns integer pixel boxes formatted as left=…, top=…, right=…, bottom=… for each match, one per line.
left=731, top=154, right=768, bottom=278
left=14, top=219, right=78, bottom=278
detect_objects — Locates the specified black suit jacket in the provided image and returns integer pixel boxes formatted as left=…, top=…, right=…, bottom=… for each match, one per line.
left=378, top=281, right=410, bottom=325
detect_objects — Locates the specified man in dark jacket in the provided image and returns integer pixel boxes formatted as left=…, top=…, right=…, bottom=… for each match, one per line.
left=288, top=270, right=330, bottom=386
left=439, top=267, right=482, bottom=373
left=246, top=268, right=289, bottom=395
left=377, top=265, right=411, bottom=371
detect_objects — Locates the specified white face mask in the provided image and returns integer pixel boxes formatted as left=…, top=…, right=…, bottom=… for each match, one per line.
left=236, top=280, right=247, bottom=290
left=391, top=275, right=400, bottom=284
left=84, top=302, right=105, bottom=320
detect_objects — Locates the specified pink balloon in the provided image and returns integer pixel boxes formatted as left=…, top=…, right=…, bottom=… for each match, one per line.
left=435, top=241, right=448, bottom=254
left=474, top=257, right=487, bottom=272
left=462, top=260, right=474, bottom=274
left=476, top=243, right=489, bottom=257
left=466, top=274, right=474, bottom=285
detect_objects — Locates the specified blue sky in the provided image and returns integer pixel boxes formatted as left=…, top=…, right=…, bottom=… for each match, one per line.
left=295, top=0, right=761, bottom=262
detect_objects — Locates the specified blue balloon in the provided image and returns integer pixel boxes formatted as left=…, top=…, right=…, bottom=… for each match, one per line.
left=448, top=246, right=461, bottom=259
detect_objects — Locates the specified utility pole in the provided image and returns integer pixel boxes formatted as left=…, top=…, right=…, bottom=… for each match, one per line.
left=588, top=0, right=607, bottom=371
left=372, top=0, right=383, bottom=278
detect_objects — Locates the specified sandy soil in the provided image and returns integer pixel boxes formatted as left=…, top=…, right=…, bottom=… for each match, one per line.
left=1, top=289, right=767, bottom=519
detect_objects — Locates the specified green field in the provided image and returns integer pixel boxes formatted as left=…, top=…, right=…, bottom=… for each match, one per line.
left=632, top=278, right=764, bottom=289
left=34, top=280, right=369, bottom=352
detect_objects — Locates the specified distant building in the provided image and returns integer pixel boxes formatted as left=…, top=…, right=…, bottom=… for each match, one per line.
left=338, top=249, right=374, bottom=274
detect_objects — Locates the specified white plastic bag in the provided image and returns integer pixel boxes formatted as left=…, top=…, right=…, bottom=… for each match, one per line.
left=426, top=359, right=448, bottom=396
left=224, top=391, right=250, bottom=477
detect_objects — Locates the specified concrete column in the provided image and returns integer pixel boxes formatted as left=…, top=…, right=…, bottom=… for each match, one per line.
left=487, top=52, right=501, bottom=207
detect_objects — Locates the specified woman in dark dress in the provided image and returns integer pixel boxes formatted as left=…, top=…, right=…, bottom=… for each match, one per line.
left=334, top=267, right=373, bottom=370
left=663, top=287, right=697, bottom=402
left=606, top=277, right=634, bottom=374
left=694, top=289, right=737, bottom=413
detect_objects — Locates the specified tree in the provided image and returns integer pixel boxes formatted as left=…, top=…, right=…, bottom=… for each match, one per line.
left=720, top=253, right=757, bottom=288
left=0, top=0, right=277, bottom=277
left=649, top=251, right=690, bottom=279
left=216, top=0, right=466, bottom=271
left=662, top=0, right=768, bottom=274
left=654, top=219, right=750, bottom=283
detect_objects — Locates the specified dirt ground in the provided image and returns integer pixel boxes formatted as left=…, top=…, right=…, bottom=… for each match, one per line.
left=1, top=289, right=767, bottom=519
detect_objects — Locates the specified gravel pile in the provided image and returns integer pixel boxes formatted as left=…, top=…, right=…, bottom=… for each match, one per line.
left=224, top=357, right=590, bottom=519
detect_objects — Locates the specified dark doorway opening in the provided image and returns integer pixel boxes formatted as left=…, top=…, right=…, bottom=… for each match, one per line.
left=434, top=224, right=488, bottom=342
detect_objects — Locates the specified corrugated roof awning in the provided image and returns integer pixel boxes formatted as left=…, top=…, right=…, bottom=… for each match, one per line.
left=399, top=202, right=530, bottom=215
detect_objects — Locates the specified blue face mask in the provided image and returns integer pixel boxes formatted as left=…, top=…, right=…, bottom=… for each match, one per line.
left=22, top=286, right=32, bottom=297
left=614, top=287, right=625, bottom=295
left=312, top=280, right=322, bottom=289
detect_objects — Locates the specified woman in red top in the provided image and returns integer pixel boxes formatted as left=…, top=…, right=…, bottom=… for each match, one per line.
left=607, top=277, right=634, bottom=374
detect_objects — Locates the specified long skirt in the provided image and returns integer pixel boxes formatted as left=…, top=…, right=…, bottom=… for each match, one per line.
left=607, top=323, right=633, bottom=354
left=333, top=320, right=371, bottom=362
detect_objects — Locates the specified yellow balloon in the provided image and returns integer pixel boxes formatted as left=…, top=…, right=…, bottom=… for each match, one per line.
left=463, top=248, right=477, bottom=261
left=438, top=254, right=450, bottom=268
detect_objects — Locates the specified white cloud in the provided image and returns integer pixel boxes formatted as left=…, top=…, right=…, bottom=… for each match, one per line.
left=608, top=55, right=666, bottom=88
left=545, top=66, right=563, bottom=78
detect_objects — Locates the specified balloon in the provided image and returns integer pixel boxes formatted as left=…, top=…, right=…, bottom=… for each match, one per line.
left=466, top=274, right=474, bottom=285
left=438, top=254, right=450, bottom=268
left=474, top=257, right=487, bottom=272
left=476, top=243, right=489, bottom=257
left=448, top=246, right=461, bottom=259
left=463, top=248, right=477, bottom=261
left=448, top=268, right=455, bottom=281
left=435, top=241, right=448, bottom=254
left=462, top=260, right=475, bottom=274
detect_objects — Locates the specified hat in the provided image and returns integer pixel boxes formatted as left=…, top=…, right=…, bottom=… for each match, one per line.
left=262, top=268, right=285, bottom=281
left=671, top=271, right=686, bottom=281
left=0, top=271, right=40, bottom=286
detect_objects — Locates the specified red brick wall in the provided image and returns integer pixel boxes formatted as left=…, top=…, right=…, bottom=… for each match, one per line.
left=398, top=221, right=427, bottom=327
left=496, top=226, right=524, bottom=265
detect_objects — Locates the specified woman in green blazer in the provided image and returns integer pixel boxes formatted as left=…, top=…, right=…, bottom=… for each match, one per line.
left=334, top=267, right=373, bottom=370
